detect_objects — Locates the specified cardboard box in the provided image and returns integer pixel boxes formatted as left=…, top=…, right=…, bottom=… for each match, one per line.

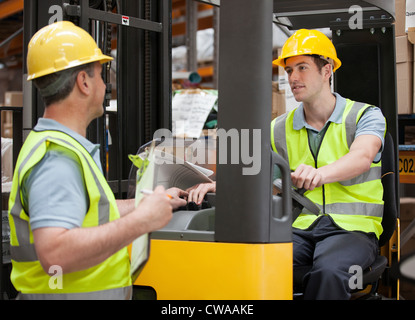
left=407, top=0, right=415, bottom=33
left=397, top=61, right=414, bottom=114
left=272, top=81, right=286, bottom=119
left=396, top=36, right=414, bottom=114
left=408, top=29, right=415, bottom=117
left=396, top=35, right=414, bottom=62
left=395, top=0, right=407, bottom=37
left=4, top=91, right=23, bottom=107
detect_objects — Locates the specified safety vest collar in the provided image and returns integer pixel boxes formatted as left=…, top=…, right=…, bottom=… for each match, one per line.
left=292, top=93, right=347, bottom=131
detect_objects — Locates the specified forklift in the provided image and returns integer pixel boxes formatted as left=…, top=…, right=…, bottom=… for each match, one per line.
left=0, top=0, right=400, bottom=299
left=135, top=0, right=400, bottom=300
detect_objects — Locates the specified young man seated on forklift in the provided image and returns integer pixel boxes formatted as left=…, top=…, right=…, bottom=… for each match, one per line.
left=187, top=29, right=386, bottom=300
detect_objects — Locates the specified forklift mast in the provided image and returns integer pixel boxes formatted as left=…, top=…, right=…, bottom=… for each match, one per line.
left=21, top=0, right=171, bottom=197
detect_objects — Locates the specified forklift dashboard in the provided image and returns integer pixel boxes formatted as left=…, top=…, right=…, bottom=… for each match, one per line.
left=153, top=193, right=216, bottom=242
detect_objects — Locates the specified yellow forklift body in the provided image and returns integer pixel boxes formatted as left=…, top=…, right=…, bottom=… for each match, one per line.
left=134, top=240, right=293, bottom=300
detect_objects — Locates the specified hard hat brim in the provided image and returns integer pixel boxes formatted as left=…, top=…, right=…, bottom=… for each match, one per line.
left=272, top=54, right=341, bottom=73
left=27, top=54, right=113, bottom=81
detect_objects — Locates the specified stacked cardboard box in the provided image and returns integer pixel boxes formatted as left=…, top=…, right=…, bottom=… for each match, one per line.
left=396, top=35, right=414, bottom=114
left=271, top=48, right=287, bottom=120
left=1, top=91, right=23, bottom=138
left=272, top=81, right=286, bottom=120
left=4, top=91, right=23, bottom=107
left=396, top=0, right=415, bottom=114
left=2, top=91, right=23, bottom=137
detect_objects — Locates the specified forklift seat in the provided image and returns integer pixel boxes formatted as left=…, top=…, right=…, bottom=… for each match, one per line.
left=293, top=131, right=398, bottom=298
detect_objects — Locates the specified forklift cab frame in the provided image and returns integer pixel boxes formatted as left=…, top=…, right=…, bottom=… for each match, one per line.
left=135, top=0, right=399, bottom=299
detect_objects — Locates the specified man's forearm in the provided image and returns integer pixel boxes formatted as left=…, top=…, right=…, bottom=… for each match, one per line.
left=116, top=198, right=136, bottom=217
left=318, top=135, right=381, bottom=185
left=33, top=210, right=150, bottom=274
left=33, top=189, right=172, bottom=274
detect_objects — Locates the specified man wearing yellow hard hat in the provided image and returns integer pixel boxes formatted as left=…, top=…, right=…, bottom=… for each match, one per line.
left=271, top=29, right=386, bottom=299
left=8, top=21, right=187, bottom=299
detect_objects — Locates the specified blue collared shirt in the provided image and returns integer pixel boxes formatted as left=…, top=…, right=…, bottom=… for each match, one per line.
left=22, top=118, right=103, bottom=230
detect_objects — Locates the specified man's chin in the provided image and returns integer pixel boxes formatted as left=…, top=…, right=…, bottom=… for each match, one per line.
left=292, top=94, right=303, bottom=102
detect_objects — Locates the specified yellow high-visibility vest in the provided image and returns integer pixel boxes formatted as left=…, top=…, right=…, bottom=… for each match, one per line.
left=271, top=99, right=384, bottom=238
left=8, top=130, right=131, bottom=299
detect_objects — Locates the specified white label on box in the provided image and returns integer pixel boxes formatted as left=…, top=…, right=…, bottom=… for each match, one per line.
left=278, top=75, right=287, bottom=91
left=407, top=0, right=415, bottom=31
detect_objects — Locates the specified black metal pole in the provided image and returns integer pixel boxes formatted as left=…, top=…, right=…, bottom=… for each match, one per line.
left=215, top=0, right=273, bottom=243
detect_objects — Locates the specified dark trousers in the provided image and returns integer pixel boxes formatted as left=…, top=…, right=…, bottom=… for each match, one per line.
left=293, top=215, right=379, bottom=300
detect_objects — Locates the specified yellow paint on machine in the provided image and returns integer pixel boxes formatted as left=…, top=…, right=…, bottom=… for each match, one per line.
left=134, top=239, right=293, bottom=300
left=399, top=151, right=415, bottom=183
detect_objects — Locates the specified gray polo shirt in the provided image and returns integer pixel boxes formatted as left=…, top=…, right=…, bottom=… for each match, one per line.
left=21, top=118, right=103, bottom=231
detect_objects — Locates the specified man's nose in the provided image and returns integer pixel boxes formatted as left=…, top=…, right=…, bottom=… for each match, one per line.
left=289, top=69, right=299, bottom=83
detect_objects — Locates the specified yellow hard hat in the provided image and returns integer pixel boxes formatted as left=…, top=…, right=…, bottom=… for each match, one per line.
left=273, top=29, right=342, bottom=72
left=27, top=21, right=113, bottom=81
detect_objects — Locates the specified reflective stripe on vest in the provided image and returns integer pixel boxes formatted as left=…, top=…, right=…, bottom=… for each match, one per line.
left=8, top=130, right=131, bottom=298
left=10, top=136, right=111, bottom=261
left=271, top=100, right=384, bottom=237
left=16, top=286, right=132, bottom=300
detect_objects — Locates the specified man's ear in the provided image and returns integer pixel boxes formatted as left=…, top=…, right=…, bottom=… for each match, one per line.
left=76, top=70, right=90, bottom=95
left=322, top=63, right=333, bottom=80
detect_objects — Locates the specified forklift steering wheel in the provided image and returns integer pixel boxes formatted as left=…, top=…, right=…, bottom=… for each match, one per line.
left=273, top=179, right=320, bottom=220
